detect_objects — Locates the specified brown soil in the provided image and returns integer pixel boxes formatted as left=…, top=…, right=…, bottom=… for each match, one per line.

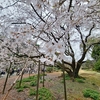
left=0, top=72, right=62, bottom=100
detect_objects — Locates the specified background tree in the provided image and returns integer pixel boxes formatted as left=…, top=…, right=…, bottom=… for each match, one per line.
left=92, top=44, right=100, bottom=61
left=92, top=44, right=100, bottom=71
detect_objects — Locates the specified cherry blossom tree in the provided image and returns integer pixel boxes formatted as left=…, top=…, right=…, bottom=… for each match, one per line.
left=0, top=0, right=100, bottom=79
left=0, top=1, right=100, bottom=100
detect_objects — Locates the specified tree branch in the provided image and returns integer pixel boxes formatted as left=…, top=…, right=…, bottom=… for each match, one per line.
left=51, top=32, right=58, bottom=43
left=30, top=3, right=46, bottom=23
left=12, top=22, right=36, bottom=29
left=63, top=61, right=72, bottom=66
left=2, top=0, right=19, bottom=10
left=59, top=0, right=66, bottom=6
left=67, top=33, right=74, bottom=57
left=57, top=33, right=65, bottom=41
left=32, top=34, right=49, bottom=42
left=68, top=0, right=73, bottom=12
left=76, top=25, right=86, bottom=51
left=85, top=24, right=95, bottom=42
left=86, top=41, right=100, bottom=52
left=7, top=47, right=43, bottom=59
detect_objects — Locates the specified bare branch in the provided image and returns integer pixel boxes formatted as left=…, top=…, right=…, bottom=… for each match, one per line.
left=32, top=34, right=49, bottom=42
left=63, top=61, right=72, bottom=66
left=85, top=24, right=95, bottom=42
left=0, top=38, right=3, bottom=42
left=59, top=0, right=66, bottom=6
left=51, top=32, right=58, bottom=43
left=86, top=41, right=100, bottom=52
left=76, top=25, right=86, bottom=51
left=30, top=3, right=46, bottom=23
left=67, top=33, right=74, bottom=57
left=12, top=22, right=36, bottom=29
left=78, top=41, right=100, bottom=63
left=12, top=22, right=26, bottom=24
left=7, top=47, right=43, bottom=59
left=2, top=0, right=19, bottom=10
left=68, top=0, right=73, bottom=12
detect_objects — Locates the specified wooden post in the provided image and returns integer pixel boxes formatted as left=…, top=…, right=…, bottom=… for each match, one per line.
left=43, top=62, right=45, bottom=87
left=18, top=71, right=24, bottom=87
left=3, top=58, right=28, bottom=100
left=36, top=60, right=40, bottom=100
left=62, top=62, right=67, bottom=100
left=2, top=61, right=12, bottom=94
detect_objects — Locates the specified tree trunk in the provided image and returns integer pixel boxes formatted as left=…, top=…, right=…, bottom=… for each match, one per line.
left=65, top=65, right=81, bottom=78
left=74, top=64, right=81, bottom=78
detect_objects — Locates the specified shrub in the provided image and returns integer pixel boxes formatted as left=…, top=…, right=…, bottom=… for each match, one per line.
left=21, top=84, right=29, bottom=88
left=15, top=82, right=20, bottom=89
left=22, top=76, right=37, bottom=82
left=65, top=74, right=71, bottom=80
left=15, top=82, right=29, bottom=89
left=22, top=77, right=33, bottom=82
left=94, top=59, right=100, bottom=71
left=38, top=88, right=54, bottom=100
left=30, top=81, right=37, bottom=86
left=29, top=87, right=54, bottom=100
left=83, top=88, right=100, bottom=100
left=46, top=67, right=53, bottom=73
left=75, top=78, right=85, bottom=83
left=40, top=80, right=43, bottom=83
left=17, top=87, right=24, bottom=92
left=29, top=89, right=36, bottom=96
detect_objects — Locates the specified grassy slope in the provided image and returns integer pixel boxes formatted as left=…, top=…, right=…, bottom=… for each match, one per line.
left=15, top=70, right=100, bottom=100
left=47, top=70, right=100, bottom=100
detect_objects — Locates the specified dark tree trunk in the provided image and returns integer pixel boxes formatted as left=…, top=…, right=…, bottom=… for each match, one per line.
left=65, top=64, right=81, bottom=78
left=74, top=67, right=80, bottom=78
left=74, top=63, right=82, bottom=78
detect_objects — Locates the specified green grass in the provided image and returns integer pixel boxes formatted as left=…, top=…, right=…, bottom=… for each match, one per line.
left=15, top=75, right=44, bottom=92
left=29, top=89, right=36, bottom=96
left=15, top=82, right=29, bottom=93
left=17, top=87, right=24, bottom=92
left=75, top=78, right=85, bottom=83
left=30, top=81, right=37, bottom=86
left=14, top=70, right=100, bottom=100
left=15, top=82, right=29, bottom=89
left=15, top=75, right=37, bottom=92
left=65, top=74, right=71, bottom=80
left=29, top=87, right=55, bottom=100
left=22, top=76, right=37, bottom=82
left=83, top=88, right=100, bottom=100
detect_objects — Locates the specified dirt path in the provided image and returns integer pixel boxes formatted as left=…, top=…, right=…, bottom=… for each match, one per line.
left=0, top=74, right=33, bottom=100
left=0, top=72, right=62, bottom=100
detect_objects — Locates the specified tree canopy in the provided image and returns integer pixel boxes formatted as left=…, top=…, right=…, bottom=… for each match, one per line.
left=0, top=0, right=100, bottom=77
left=92, top=44, right=100, bottom=61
